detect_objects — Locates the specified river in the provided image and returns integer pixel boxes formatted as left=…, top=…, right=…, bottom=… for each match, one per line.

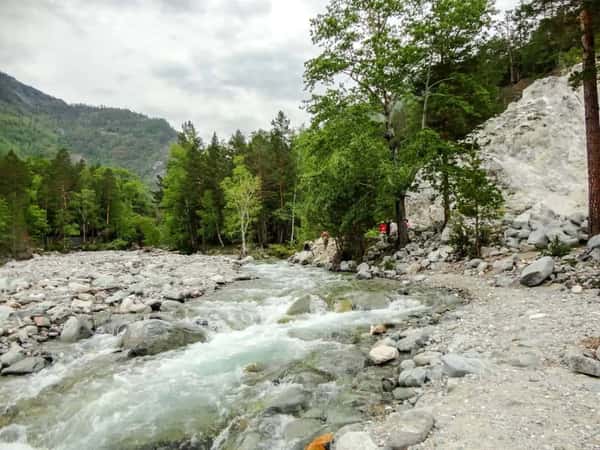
left=0, top=261, right=451, bottom=450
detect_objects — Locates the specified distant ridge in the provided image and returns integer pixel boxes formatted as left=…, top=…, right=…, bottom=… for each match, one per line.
left=0, top=71, right=177, bottom=181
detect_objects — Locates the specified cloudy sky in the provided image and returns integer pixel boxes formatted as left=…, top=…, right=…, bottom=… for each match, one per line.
left=0, top=0, right=518, bottom=140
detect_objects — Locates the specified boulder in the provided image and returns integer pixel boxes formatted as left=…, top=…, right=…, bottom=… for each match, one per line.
left=441, top=353, right=484, bottom=377
left=0, top=344, right=25, bottom=368
left=121, top=319, right=207, bottom=356
left=413, top=351, right=442, bottom=367
left=334, top=432, right=378, bottom=450
left=368, top=345, right=399, bottom=365
left=440, top=226, right=452, bottom=244
left=569, top=212, right=586, bottom=226
left=588, top=234, right=600, bottom=250
left=60, top=316, right=93, bottom=343
left=398, top=367, right=428, bottom=387
left=1, top=357, right=47, bottom=376
left=356, top=263, right=372, bottom=280
left=339, top=261, right=357, bottom=272
left=568, top=354, right=600, bottom=378
left=369, top=409, right=434, bottom=449
left=513, top=211, right=531, bottom=229
left=527, top=228, right=549, bottom=249
left=264, top=385, right=309, bottom=414
left=520, top=256, right=554, bottom=287
left=291, top=250, right=313, bottom=265
left=492, top=258, right=514, bottom=273
left=396, top=329, right=429, bottom=352
left=392, top=387, right=417, bottom=401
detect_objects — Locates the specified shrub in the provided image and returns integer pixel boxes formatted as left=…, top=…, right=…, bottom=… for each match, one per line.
left=542, top=237, right=570, bottom=257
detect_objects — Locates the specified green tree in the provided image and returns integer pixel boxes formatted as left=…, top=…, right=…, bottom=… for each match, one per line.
left=71, top=188, right=98, bottom=243
left=0, top=151, right=31, bottom=256
left=221, top=156, right=261, bottom=257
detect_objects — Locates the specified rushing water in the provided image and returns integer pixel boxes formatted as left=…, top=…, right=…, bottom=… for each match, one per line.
left=0, top=262, right=443, bottom=450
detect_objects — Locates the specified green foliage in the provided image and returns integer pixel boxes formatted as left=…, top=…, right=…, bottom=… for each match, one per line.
left=266, top=244, right=296, bottom=259
left=221, top=156, right=262, bottom=256
left=453, top=153, right=504, bottom=257
left=542, top=236, right=571, bottom=257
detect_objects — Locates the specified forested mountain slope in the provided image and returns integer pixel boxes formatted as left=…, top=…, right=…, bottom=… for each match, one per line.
left=0, top=71, right=177, bottom=181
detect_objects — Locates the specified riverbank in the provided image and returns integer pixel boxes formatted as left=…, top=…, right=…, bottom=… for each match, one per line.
left=409, top=271, right=600, bottom=450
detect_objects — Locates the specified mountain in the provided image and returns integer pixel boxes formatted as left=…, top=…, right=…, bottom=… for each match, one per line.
left=0, top=71, right=177, bottom=181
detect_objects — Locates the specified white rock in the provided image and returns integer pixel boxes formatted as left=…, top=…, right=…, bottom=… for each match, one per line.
left=368, top=345, right=399, bottom=365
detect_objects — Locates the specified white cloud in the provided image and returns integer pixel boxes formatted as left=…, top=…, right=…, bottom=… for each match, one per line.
left=0, top=0, right=520, bottom=140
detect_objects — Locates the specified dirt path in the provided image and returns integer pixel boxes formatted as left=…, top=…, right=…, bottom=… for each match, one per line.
left=411, top=272, right=600, bottom=450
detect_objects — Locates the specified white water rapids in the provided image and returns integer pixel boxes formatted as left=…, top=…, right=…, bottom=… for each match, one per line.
left=0, top=262, right=436, bottom=450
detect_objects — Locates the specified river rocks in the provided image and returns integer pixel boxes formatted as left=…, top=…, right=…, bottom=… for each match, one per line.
left=568, top=353, right=600, bottom=378
left=392, top=387, right=417, bottom=401
left=368, top=345, right=399, bottom=365
left=398, top=367, right=428, bottom=387
left=441, top=353, right=485, bottom=377
left=1, top=356, right=46, bottom=375
left=396, top=328, right=429, bottom=353
left=0, top=344, right=25, bottom=367
left=334, top=431, right=378, bottom=450
left=369, top=409, right=434, bottom=449
left=286, top=295, right=326, bottom=316
left=520, top=256, right=554, bottom=287
left=339, top=260, right=357, bottom=272
left=413, top=351, right=442, bottom=367
left=120, top=319, right=207, bottom=356
left=264, top=385, right=309, bottom=414
left=119, top=296, right=151, bottom=314
left=60, top=316, right=93, bottom=343
left=356, top=263, right=373, bottom=280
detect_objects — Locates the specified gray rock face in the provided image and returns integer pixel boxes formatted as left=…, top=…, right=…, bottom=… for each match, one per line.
left=60, top=316, right=93, bottom=343
left=1, top=356, right=46, bottom=376
left=334, top=431, right=378, bottom=450
left=398, top=367, right=428, bottom=387
left=520, top=256, right=554, bottom=287
left=121, top=319, right=207, bottom=357
left=369, top=409, right=434, bottom=449
left=441, top=354, right=484, bottom=378
left=568, top=354, right=600, bottom=378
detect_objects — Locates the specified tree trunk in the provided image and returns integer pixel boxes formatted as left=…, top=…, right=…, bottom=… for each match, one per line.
left=216, top=222, right=225, bottom=247
left=580, top=7, right=600, bottom=237
left=396, top=194, right=409, bottom=248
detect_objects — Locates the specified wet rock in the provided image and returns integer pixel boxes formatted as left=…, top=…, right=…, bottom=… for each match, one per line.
left=325, top=405, right=363, bottom=427
left=441, top=353, right=485, bottom=377
left=0, top=344, right=25, bottom=367
left=396, top=329, right=429, bottom=352
left=1, top=356, right=47, bottom=375
left=392, top=387, right=417, bottom=401
left=398, top=367, right=428, bottom=387
left=568, top=353, right=600, bottom=378
left=60, top=316, right=93, bottom=343
left=520, top=256, right=554, bottom=287
left=339, top=261, right=357, bottom=272
left=369, top=409, right=434, bottom=449
left=121, top=319, right=207, bottom=357
left=356, top=263, right=372, bottom=280
left=286, top=295, right=325, bottom=316
left=334, top=431, right=378, bottom=450
left=264, top=385, right=309, bottom=414
left=368, top=345, right=399, bottom=365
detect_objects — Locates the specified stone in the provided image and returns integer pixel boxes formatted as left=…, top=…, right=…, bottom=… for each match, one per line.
left=291, top=250, right=313, bottom=265
left=334, top=431, right=378, bottom=450
left=413, top=351, right=442, bottom=367
left=441, top=353, right=485, bottom=377
left=339, top=261, right=357, bottom=272
left=1, top=357, right=47, bottom=376
left=368, top=345, right=399, bottom=365
left=568, top=354, right=600, bottom=378
left=569, top=212, right=586, bottom=226
left=60, top=316, right=93, bottom=343
left=0, top=344, right=25, bottom=368
left=369, top=409, right=434, bottom=449
left=32, top=316, right=51, bottom=327
left=440, top=226, right=452, bottom=244
left=571, top=285, right=583, bottom=294
left=513, top=211, right=531, bottom=229
left=120, top=296, right=151, bottom=314
left=396, top=329, right=428, bottom=352
left=369, top=324, right=386, bottom=335
left=398, top=367, right=428, bottom=387
left=121, top=319, right=207, bottom=356
left=492, top=258, right=514, bottom=273
left=466, top=258, right=483, bottom=269
left=264, top=385, right=309, bottom=414
left=587, top=234, right=600, bottom=250
left=286, top=296, right=312, bottom=315
left=93, top=275, right=120, bottom=290
left=356, top=263, right=372, bottom=280
left=400, top=359, right=416, bottom=371
left=527, top=227, right=549, bottom=250
left=71, top=299, right=93, bottom=313
left=392, top=387, right=417, bottom=401
left=520, top=256, right=554, bottom=287
left=68, top=282, right=91, bottom=293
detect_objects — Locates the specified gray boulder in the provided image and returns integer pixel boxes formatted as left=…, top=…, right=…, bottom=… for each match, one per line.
left=568, top=354, right=600, bottom=378
left=334, top=431, right=378, bottom=450
left=339, top=260, right=357, bottom=272
left=441, top=353, right=484, bottom=377
left=60, top=316, right=93, bottom=343
left=398, top=367, right=428, bottom=387
left=520, top=256, right=554, bottom=287
left=356, top=263, right=372, bottom=280
left=369, top=409, right=434, bottom=449
left=527, top=228, right=548, bottom=249
left=286, top=296, right=312, bottom=315
left=1, top=357, right=47, bottom=376
left=588, top=234, right=600, bottom=250
left=121, top=319, right=207, bottom=356
left=0, top=344, right=25, bottom=368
